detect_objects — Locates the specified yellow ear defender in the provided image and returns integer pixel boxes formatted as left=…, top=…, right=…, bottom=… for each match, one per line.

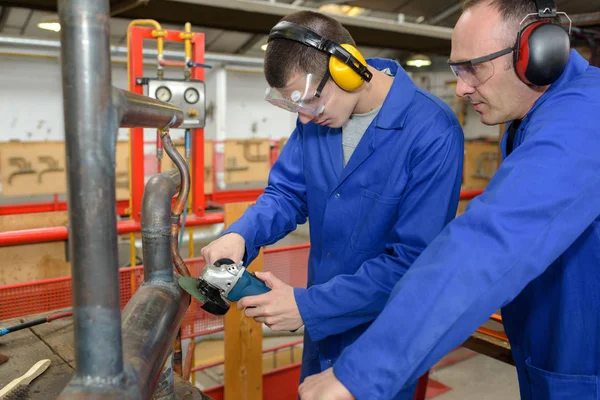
left=268, top=21, right=373, bottom=92
left=329, top=43, right=368, bottom=91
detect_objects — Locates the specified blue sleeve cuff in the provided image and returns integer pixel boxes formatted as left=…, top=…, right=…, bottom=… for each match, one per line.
left=334, top=362, right=368, bottom=400
left=294, top=287, right=327, bottom=342
left=333, top=362, right=360, bottom=400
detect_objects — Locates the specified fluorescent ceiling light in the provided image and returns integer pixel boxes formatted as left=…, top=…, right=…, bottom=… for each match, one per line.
left=318, top=4, right=365, bottom=17
left=261, top=43, right=268, bottom=51
left=406, top=54, right=432, bottom=67
left=38, top=15, right=61, bottom=32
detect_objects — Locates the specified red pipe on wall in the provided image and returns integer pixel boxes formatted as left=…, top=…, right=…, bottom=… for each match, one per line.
left=0, top=213, right=225, bottom=247
left=0, top=190, right=483, bottom=247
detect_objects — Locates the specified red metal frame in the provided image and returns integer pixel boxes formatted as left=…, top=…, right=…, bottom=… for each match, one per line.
left=459, top=189, right=483, bottom=200
left=128, top=27, right=206, bottom=221
left=204, top=362, right=302, bottom=400
left=0, top=213, right=224, bottom=247
left=0, top=188, right=482, bottom=217
left=0, top=199, right=130, bottom=217
left=191, top=339, right=304, bottom=373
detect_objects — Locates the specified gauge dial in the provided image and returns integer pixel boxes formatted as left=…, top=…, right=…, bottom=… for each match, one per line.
left=155, top=86, right=171, bottom=102
left=184, top=88, right=200, bottom=104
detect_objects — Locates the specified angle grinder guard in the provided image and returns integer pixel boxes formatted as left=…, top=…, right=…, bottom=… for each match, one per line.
left=178, top=258, right=270, bottom=316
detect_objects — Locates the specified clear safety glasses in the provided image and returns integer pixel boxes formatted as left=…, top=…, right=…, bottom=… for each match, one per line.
left=448, top=47, right=514, bottom=88
left=265, top=72, right=331, bottom=117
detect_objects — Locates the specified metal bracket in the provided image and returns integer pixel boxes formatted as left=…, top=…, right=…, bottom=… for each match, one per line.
left=225, top=157, right=249, bottom=181
left=38, top=156, right=65, bottom=183
left=7, top=157, right=36, bottom=185
left=237, top=140, right=268, bottom=163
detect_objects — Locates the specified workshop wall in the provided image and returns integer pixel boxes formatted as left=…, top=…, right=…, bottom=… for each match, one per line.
left=224, top=69, right=297, bottom=140
left=411, top=70, right=501, bottom=140
left=0, top=56, right=296, bottom=144
left=0, top=54, right=501, bottom=144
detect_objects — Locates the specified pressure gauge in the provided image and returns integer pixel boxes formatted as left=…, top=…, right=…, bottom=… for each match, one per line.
left=155, top=86, right=172, bottom=102
left=184, top=88, right=200, bottom=104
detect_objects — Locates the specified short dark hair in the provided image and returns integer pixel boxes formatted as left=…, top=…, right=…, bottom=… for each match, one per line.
left=462, top=0, right=561, bottom=45
left=264, top=11, right=356, bottom=88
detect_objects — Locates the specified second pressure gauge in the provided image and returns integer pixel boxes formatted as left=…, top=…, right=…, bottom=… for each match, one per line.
left=184, top=88, right=200, bottom=104
left=155, top=86, right=172, bottom=102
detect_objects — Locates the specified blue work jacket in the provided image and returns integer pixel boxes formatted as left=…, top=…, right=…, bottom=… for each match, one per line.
left=333, top=50, right=600, bottom=400
left=226, top=59, right=464, bottom=398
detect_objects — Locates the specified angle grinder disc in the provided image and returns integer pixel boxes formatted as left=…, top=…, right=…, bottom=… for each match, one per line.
left=177, top=276, right=230, bottom=315
left=178, top=276, right=210, bottom=303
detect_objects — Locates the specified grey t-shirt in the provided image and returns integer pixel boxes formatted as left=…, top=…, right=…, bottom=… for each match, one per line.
left=341, top=68, right=391, bottom=167
left=341, top=105, right=381, bottom=166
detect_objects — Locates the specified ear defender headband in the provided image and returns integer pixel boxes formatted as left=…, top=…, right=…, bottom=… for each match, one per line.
left=268, top=21, right=373, bottom=91
left=513, top=0, right=571, bottom=86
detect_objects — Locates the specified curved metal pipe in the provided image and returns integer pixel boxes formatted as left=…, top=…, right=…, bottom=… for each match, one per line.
left=141, top=169, right=180, bottom=281
left=160, top=130, right=192, bottom=277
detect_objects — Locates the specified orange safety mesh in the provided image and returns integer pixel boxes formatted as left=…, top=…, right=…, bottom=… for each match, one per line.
left=0, top=245, right=310, bottom=339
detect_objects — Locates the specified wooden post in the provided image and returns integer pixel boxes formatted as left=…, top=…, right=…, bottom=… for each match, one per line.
left=224, top=202, right=263, bottom=400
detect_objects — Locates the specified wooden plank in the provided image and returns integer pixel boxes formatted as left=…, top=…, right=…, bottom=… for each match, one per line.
left=223, top=202, right=263, bottom=400
left=0, top=141, right=129, bottom=199
left=0, top=242, right=70, bottom=285
left=0, top=211, right=71, bottom=285
left=223, top=140, right=270, bottom=185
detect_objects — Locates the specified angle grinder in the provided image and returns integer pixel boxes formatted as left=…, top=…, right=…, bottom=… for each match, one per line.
left=178, top=258, right=270, bottom=315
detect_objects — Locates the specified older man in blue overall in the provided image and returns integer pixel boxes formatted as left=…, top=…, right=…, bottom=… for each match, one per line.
left=200, top=10, right=464, bottom=400
left=298, top=0, right=600, bottom=399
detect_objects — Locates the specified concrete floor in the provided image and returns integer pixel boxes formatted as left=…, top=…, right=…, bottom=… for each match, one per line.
left=433, top=353, right=519, bottom=400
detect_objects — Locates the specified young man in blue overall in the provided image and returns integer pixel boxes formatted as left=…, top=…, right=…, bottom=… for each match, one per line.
left=298, top=1, right=600, bottom=399
left=201, top=11, right=464, bottom=399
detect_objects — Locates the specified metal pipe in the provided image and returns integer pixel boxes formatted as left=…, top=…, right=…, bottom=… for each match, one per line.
left=56, top=0, right=195, bottom=397
left=141, top=169, right=180, bottom=281
left=58, top=0, right=124, bottom=382
left=161, top=131, right=192, bottom=277
left=0, top=35, right=266, bottom=66
left=114, top=88, right=183, bottom=129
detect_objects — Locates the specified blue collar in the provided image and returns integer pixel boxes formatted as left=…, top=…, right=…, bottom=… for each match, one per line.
left=366, top=58, right=416, bottom=130
left=528, top=49, right=589, bottom=116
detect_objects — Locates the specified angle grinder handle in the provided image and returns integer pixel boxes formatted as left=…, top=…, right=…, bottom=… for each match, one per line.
left=226, top=269, right=270, bottom=302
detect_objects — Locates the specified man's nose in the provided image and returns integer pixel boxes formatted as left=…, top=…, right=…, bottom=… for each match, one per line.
left=456, top=76, right=476, bottom=97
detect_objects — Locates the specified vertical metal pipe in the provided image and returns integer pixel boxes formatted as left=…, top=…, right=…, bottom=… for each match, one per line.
left=58, top=0, right=123, bottom=380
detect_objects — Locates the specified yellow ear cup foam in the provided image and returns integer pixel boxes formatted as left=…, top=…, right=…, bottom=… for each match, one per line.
left=329, top=43, right=368, bottom=91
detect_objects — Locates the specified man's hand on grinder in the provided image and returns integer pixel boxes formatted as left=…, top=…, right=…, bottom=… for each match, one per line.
left=201, top=232, right=246, bottom=266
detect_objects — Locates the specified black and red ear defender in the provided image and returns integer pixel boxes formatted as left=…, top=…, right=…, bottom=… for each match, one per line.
left=513, top=0, right=571, bottom=86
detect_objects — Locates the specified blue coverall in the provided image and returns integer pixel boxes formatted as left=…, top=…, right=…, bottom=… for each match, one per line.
left=226, top=59, right=464, bottom=399
left=334, top=50, right=600, bottom=400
